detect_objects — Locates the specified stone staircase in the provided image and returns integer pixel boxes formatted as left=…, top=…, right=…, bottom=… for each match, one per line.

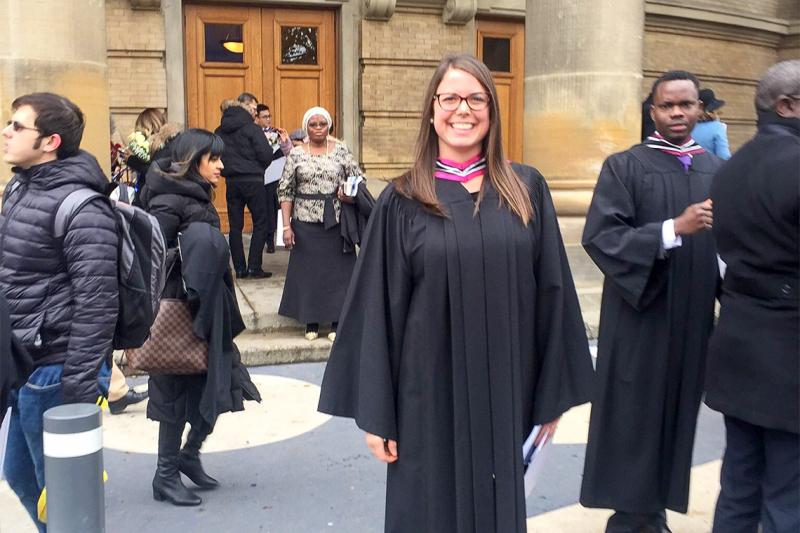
left=233, top=249, right=334, bottom=367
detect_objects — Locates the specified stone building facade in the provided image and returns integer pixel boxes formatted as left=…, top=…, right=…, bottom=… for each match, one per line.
left=2, top=0, right=798, bottom=221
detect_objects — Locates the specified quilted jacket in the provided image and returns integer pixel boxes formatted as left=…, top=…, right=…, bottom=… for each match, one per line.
left=0, top=151, right=118, bottom=403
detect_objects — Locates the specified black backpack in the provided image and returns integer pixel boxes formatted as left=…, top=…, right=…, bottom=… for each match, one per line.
left=54, top=184, right=167, bottom=349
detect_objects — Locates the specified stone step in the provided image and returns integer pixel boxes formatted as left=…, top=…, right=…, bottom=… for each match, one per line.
left=237, top=331, right=333, bottom=366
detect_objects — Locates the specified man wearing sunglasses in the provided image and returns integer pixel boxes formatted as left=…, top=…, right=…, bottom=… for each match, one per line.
left=1, top=92, right=118, bottom=531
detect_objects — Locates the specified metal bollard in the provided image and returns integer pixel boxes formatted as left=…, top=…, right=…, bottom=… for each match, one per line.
left=43, top=403, right=105, bottom=533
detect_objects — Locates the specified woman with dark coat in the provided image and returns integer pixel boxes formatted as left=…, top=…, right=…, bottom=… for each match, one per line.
left=139, top=129, right=255, bottom=506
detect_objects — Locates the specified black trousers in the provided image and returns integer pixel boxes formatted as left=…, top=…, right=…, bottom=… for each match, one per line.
left=606, top=510, right=668, bottom=532
left=264, top=180, right=279, bottom=245
left=226, top=180, right=268, bottom=272
left=713, top=415, right=800, bottom=533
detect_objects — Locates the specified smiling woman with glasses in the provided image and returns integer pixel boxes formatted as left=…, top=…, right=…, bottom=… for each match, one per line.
left=277, top=105, right=365, bottom=342
left=317, top=53, right=593, bottom=533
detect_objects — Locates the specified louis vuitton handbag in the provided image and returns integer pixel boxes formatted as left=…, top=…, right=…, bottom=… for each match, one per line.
left=124, top=298, right=208, bottom=374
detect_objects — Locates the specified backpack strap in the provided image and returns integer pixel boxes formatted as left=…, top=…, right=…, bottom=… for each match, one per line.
left=2, top=179, right=21, bottom=205
left=54, top=188, right=106, bottom=239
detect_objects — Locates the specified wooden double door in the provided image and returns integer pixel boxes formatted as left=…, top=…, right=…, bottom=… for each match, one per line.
left=184, top=4, right=337, bottom=231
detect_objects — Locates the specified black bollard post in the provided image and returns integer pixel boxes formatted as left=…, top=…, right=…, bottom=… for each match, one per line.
left=43, top=403, right=105, bottom=533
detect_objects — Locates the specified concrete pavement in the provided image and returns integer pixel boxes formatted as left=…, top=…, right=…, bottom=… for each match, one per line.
left=1, top=360, right=726, bottom=533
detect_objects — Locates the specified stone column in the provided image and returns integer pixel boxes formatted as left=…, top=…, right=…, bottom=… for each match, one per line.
left=523, top=0, right=644, bottom=215
left=0, top=0, right=110, bottom=190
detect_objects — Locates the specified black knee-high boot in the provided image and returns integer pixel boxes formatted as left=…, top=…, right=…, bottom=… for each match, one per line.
left=153, top=421, right=201, bottom=506
left=179, top=422, right=219, bottom=489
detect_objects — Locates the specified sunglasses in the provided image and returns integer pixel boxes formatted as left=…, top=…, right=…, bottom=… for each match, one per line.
left=308, top=121, right=328, bottom=129
left=5, top=120, right=41, bottom=133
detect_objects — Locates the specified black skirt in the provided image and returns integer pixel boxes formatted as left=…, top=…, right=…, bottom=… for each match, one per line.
left=279, top=220, right=356, bottom=324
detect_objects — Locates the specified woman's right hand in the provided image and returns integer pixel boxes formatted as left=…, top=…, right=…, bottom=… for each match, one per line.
left=283, top=226, right=295, bottom=249
left=365, top=432, right=398, bottom=463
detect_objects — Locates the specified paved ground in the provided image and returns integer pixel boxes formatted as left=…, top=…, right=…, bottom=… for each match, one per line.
left=1, top=360, right=726, bottom=533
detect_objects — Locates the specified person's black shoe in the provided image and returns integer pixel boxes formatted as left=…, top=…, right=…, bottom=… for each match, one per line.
left=247, top=269, right=273, bottom=279
left=235, top=269, right=249, bottom=279
left=266, top=242, right=276, bottom=254
left=108, top=389, right=149, bottom=415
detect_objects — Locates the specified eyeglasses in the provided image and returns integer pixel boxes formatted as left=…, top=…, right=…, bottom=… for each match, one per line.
left=434, top=93, right=491, bottom=111
left=5, top=120, right=40, bottom=133
left=307, top=121, right=328, bottom=129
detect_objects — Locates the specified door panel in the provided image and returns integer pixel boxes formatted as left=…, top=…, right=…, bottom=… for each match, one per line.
left=279, top=76, right=322, bottom=131
left=263, top=9, right=336, bottom=135
left=476, top=19, right=524, bottom=162
left=185, top=5, right=336, bottom=233
left=494, top=81, right=512, bottom=154
left=185, top=5, right=263, bottom=231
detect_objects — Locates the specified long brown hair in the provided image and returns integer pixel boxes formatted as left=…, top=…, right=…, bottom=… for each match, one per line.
left=394, top=53, right=533, bottom=225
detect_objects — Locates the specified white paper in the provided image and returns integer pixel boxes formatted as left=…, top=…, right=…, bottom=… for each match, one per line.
left=0, top=407, right=11, bottom=479
left=264, top=158, right=285, bottom=185
left=522, top=425, right=552, bottom=497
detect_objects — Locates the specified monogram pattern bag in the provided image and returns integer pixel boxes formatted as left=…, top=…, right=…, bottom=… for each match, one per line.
left=124, top=298, right=208, bottom=374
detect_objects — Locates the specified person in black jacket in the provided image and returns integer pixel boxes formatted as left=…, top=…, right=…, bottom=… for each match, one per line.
left=1, top=93, right=118, bottom=531
left=139, top=128, right=248, bottom=507
left=706, top=59, right=800, bottom=533
left=215, top=98, right=276, bottom=279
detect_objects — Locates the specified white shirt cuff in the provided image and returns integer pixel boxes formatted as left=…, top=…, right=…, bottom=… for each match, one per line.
left=662, top=219, right=682, bottom=250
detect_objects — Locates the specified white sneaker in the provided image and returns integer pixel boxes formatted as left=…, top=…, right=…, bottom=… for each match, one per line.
left=327, top=331, right=336, bottom=342
left=304, top=331, right=318, bottom=341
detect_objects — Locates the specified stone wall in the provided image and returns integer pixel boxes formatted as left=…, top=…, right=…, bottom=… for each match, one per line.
left=106, top=0, right=167, bottom=142
left=360, top=6, right=473, bottom=181
left=643, top=0, right=796, bottom=150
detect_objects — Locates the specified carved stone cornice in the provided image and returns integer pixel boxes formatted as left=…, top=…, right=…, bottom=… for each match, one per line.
left=130, top=0, right=160, bottom=10
left=442, top=0, right=477, bottom=25
left=364, top=0, right=396, bottom=21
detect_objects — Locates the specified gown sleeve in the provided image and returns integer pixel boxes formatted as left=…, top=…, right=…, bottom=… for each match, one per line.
left=530, top=175, right=595, bottom=425
left=317, top=186, right=413, bottom=441
left=581, top=154, right=666, bottom=311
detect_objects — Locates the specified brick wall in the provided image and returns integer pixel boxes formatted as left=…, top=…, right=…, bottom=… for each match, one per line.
left=360, top=9, right=473, bottom=181
left=643, top=10, right=786, bottom=151
left=106, top=0, right=167, bottom=141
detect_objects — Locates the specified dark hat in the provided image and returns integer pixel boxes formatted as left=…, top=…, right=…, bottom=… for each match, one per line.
left=699, top=88, right=725, bottom=112
left=289, top=128, right=306, bottom=141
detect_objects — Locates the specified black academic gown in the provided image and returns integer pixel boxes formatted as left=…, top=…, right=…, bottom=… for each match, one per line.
left=579, top=145, right=721, bottom=514
left=179, top=222, right=261, bottom=427
left=318, top=164, right=594, bottom=533
left=0, top=292, right=33, bottom=423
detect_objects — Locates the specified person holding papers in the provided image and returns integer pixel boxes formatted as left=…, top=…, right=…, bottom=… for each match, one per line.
left=318, top=53, right=594, bottom=533
left=278, top=106, right=364, bottom=342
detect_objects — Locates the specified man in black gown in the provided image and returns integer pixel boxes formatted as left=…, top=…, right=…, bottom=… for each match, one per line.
left=580, top=71, right=722, bottom=532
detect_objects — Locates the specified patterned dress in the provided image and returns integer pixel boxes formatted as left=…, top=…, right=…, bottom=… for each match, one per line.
left=278, top=141, right=363, bottom=223
left=277, top=141, right=363, bottom=325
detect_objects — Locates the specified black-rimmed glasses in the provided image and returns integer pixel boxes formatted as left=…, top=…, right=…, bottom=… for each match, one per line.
left=5, top=120, right=40, bottom=133
left=434, top=92, right=491, bottom=111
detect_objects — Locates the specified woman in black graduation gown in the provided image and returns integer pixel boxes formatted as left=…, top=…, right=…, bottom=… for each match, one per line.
left=318, top=53, right=594, bottom=533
